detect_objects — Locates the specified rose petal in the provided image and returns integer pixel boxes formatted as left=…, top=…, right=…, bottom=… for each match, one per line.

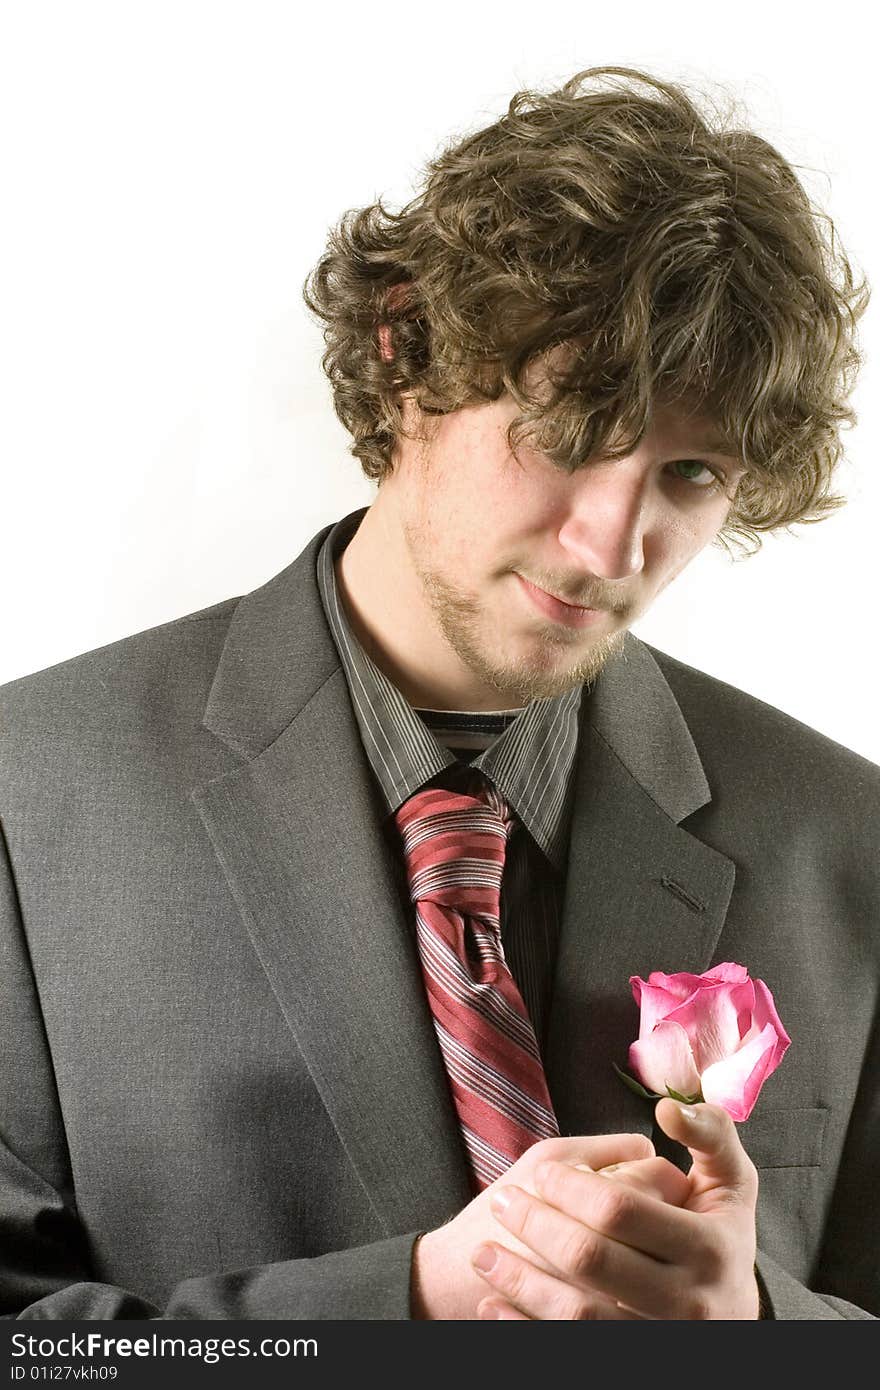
left=644, top=971, right=716, bottom=1000
left=633, top=966, right=748, bottom=1031
left=631, top=980, right=700, bottom=1040
left=750, top=978, right=792, bottom=1069
left=629, top=1021, right=702, bottom=1097
left=632, top=975, right=699, bottom=1033
left=703, top=962, right=751, bottom=985
left=666, top=979, right=755, bottom=1072
left=700, top=1022, right=780, bottom=1121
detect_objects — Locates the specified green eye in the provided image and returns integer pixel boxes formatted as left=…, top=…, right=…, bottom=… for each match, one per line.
left=672, top=460, right=717, bottom=487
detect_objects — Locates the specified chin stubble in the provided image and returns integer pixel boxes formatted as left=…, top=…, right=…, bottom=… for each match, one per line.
left=417, top=562, right=629, bottom=703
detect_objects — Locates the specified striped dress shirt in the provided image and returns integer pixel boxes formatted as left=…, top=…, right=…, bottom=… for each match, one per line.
left=315, top=506, right=584, bottom=1052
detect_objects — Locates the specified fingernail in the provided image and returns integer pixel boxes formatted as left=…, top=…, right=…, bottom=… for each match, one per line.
left=600, top=1163, right=622, bottom=1174
left=677, top=1103, right=699, bottom=1120
left=489, top=1187, right=513, bottom=1216
left=472, top=1244, right=497, bottom=1273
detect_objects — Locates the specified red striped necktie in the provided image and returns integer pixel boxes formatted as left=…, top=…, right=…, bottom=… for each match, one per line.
left=394, top=773, right=559, bottom=1191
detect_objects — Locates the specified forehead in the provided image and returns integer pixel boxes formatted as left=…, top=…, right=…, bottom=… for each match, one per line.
left=521, top=349, right=742, bottom=462
left=647, top=403, right=741, bottom=459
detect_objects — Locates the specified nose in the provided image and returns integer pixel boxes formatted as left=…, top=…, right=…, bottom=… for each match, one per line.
left=556, top=461, right=647, bottom=581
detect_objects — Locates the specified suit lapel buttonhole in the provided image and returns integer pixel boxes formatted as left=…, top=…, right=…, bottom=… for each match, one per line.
left=660, top=875, right=707, bottom=914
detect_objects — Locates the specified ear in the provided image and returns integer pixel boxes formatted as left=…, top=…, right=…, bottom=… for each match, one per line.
left=376, top=281, right=413, bottom=363
left=398, top=392, right=425, bottom=434
left=377, top=323, right=395, bottom=362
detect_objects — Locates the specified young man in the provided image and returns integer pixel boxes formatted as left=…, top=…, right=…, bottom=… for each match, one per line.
left=1, top=67, right=876, bottom=1320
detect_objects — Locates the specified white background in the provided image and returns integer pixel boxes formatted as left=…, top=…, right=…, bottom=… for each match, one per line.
left=2, top=0, right=877, bottom=761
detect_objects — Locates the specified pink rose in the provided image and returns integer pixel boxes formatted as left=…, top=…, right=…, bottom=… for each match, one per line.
left=627, top=962, right=791, bottom=1122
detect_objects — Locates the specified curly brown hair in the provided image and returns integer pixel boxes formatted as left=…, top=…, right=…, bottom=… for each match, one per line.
left=302, top=66, right=869, bottom=555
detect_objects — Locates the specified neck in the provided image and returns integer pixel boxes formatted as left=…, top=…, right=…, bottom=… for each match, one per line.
left=334, top=495, right=523, bottom=712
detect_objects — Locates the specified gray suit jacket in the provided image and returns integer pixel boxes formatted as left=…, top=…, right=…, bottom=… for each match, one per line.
left=1, top=517, right=877, bottom=1319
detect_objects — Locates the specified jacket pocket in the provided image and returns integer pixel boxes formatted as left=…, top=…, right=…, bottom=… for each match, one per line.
left=739, top=1106, right=827, bottom=1169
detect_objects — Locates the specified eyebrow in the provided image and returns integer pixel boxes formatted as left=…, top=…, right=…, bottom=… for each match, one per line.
left=696, top=436, right=744, bottom=461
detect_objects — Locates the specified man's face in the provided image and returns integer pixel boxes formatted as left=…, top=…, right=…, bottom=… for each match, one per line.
left=375, top=389, right=745, bottom=709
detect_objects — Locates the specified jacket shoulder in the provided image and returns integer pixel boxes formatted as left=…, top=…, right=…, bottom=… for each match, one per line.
left=644, top=640, right=880, bottom=797
left=0, top=596, right=241, bottom=778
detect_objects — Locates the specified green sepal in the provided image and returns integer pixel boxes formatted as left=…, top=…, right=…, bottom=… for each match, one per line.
left=612, top=1064, right=703, bottom=1107
left=612, top=1062, right=662, bottom=1101
left=665, top=1085, right=704, bottom=1105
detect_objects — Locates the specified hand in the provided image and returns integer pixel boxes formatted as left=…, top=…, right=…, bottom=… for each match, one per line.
left=410, top=1131, right=657, bottom=1320
left=471, top=1099, right=761, bottom=1320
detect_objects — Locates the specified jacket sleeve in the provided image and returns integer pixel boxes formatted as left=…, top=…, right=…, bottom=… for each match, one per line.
left=5, top=1237, right=421, bottom=1320
left=0, top=814, right=421, bottom=1321
left=755, top=1249, right=874, bottom=1320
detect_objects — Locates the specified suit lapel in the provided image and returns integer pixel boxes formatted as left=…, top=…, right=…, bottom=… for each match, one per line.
left=192, top=519, right=472, bottom=1236
left=545, top=638, right=736, bottom=1142
left=192, top=519, right=737, bottom=1222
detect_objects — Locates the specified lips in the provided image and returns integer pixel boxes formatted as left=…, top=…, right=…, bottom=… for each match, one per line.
left=520, top=576, right=594, bottom=610
left=516, top=574, right=605, bottom=629
left=541, top=587, right=592, bottom=610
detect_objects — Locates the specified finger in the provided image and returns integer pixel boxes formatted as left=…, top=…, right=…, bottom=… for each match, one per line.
left=592, top=1156, right=691, bottom=1207
left=477, top=1297, right=532, bottom=1320
left=471, top=1241, right=649, bottom=1320
left=528, top=1164, right=700, bottom=1267
left=523, top=1132, right=654, bottom=1178
left=654, top=1100, right=758, bottom=1210
left=488, top=1178, right=693, bottom=1314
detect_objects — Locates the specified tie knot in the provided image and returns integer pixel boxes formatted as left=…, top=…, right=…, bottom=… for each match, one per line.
left=393, top=778, right=514, bottom=919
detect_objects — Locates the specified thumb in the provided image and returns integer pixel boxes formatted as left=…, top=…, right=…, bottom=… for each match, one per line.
left=654, top=1098, right=758, bottom=1211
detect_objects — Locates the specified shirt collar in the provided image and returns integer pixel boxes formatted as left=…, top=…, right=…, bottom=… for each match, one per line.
left=316, top=506, right=583, bottom=870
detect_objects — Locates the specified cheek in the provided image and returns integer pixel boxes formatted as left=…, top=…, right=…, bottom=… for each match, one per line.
left=426, top=502, right=488, bottom=577
left=499, top=453, right=574, bottom=532
left=691, top=499, right=731, bottom=554
left=650, top=511, right=720, bottom=588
